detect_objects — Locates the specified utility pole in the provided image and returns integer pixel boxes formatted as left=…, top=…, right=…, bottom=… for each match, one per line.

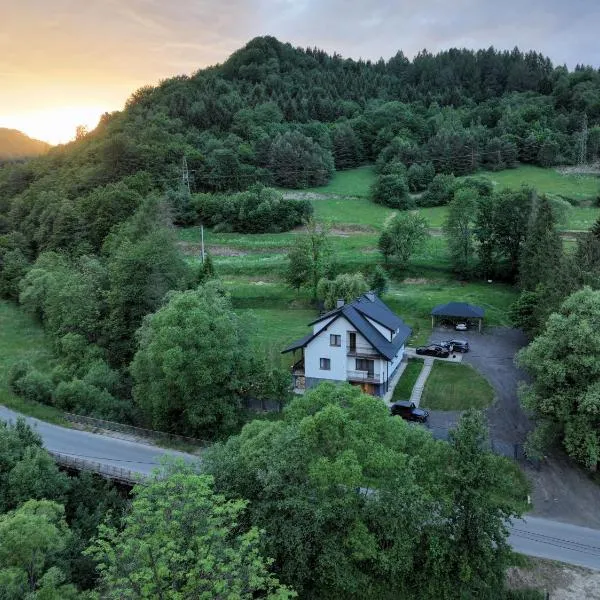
left=182, top=156, right=204, bottom=263
left=579, top=113, right=588, bottom=166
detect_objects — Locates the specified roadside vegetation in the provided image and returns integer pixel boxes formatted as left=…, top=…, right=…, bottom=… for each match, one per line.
left=0, top=34, right=599, bottom=597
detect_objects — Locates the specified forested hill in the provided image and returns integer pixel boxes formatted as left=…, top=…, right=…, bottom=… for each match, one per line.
left=0, top=128, right=50, bottom=160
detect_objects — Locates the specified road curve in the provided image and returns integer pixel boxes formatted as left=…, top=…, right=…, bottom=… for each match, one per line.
left=1, top=406, right=599, bottom=570
left=0, top=406, right=198, bottom=476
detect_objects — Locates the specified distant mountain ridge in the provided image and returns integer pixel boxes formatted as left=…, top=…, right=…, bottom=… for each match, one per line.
left=0, top=128, right=50, bottom=160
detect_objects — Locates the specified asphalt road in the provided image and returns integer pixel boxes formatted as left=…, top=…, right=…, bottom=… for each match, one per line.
left=2, top=406, right=600, bottom=570
left=0, top=406, right=198, bottom=476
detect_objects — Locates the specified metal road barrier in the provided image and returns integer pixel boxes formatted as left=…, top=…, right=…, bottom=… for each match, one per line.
left=63, top=413, right=208, bottom=447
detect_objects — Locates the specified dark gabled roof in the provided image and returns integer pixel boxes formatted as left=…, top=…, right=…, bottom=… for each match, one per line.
left=352, top=294, right=405, bottom=331
left=284, top=293, right=412, bottom=360
left=281, top=332, right=317, bottom=354
left=431, top=302, right=485, bottom=319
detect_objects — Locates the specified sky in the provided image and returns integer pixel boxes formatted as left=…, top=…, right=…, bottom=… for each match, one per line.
left=2, top=0, right=599, bottom=145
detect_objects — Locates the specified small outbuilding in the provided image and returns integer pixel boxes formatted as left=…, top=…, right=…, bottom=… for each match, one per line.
left=431, top=302, right=485, bottom=332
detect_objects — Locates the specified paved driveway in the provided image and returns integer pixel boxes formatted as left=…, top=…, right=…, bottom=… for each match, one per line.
left=429, top=326, right=600, bottom=529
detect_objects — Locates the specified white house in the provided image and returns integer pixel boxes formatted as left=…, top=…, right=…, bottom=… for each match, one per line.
left=282, top=292, right=411, bottom=397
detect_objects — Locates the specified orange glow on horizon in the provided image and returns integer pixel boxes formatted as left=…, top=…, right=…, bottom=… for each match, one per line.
left=0, top=106, right=110, bottom=146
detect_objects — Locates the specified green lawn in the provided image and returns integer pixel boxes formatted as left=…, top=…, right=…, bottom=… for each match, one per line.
left=392, top=359, right=423, bottom=401
left=295, top=165, right=375, bottom=197
left=0, top=301, right=64, bottom=423
left=312, top=196, right=393, bottom=229
left=236, top=307, right=316, bottom=367
left=473, top=165, right=599, bottom=201
left=420, top=362, right=495, bottom=410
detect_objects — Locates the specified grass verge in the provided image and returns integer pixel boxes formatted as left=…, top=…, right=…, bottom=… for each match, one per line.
left=421, top=361, right=495, bottom=410
left=392, top=360, right=423, bottom=401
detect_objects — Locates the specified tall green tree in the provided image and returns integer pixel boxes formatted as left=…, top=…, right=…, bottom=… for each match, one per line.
left=88, top=463, right=294, bottom=599
left=131, top=282, right=250, bottom=437
left=378, top=212, right=429, bottom=268
left=285, top=220, right=334, bottom=298
left=444, top=188, right=478, bottom=276
left=316, top=272, right=369, bottom=309
left=518, top=287, right=600, bottom=469
left=0, top=500, right=79, bottom=599
left=519, top=196, right=563, bottom=291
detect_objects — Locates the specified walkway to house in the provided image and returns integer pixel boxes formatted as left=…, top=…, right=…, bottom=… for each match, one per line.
left=409, top=358, right=433, bottom=407
left=383, top=356, right=436, bottom=406
left=382, top=361, right=408, bottom=403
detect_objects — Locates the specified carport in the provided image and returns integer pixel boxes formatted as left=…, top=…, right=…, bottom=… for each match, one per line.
left=431, top=302, right=485, bottom=332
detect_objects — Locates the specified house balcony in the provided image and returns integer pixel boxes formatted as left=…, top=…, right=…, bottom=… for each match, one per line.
left=291, top=359, right=305, bottom=376
left=346, top=344, right=380, bottom=358
left=347, top=370, right=381, bottom=384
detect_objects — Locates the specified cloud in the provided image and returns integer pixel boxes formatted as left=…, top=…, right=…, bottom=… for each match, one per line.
left=1, top=0, right=599, bottom=119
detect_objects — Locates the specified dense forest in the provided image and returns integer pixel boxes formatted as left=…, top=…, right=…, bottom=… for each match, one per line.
left=1, top=35, right=600, bottom=443
left=0, top=128, right=50, bottom=161
left=2, top=35, right=600, bottom=598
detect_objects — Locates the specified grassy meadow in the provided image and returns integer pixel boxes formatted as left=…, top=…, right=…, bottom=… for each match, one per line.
left=178, top=162, right=598, bottom=360
left=0, top=301, right=64, bottom=423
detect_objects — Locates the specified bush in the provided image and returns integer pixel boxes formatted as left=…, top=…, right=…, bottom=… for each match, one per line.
left=17, top=370, right=54, bottom=405
left=419, top=173, right=456, bottom=207
left=192, top=185, right=312, bottom=233
left=370, top=173, right=414, bottom=209
left=8, top=361, right=31, bottom=393
left=407, top=162, right=435, bottom=192
left=54, top=379, right=133, bottom=422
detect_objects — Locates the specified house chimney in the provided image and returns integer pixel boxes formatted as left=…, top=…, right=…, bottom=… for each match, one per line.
left=336, top=299, right=345, bottom=308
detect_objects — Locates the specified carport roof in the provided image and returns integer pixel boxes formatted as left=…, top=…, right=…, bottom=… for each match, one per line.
left=431, top=302, right=485, bottom=319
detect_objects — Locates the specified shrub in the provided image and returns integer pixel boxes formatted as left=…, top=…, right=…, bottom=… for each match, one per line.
left=8, top=361, right=31, bottom=393
left=419, top=173, right=456, bottom=207
left=17, top=370, right=54, bottom=405
left=192, top=185, right=312, bottom=233
left=54, top=379, right=133, bottom=422
left=370, top=173, right=414, bottom=209
left=407, top=162, right=435, bottom=192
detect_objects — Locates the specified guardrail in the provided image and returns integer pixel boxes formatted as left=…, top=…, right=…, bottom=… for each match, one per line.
left=48, top=450, right=145, bottom=485
left=63, top=413, right=208, bottom=447
left=347, top=370, right=382, bottom=383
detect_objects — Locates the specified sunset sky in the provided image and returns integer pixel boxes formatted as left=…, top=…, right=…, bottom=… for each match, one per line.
left=2, top=0, right=599, bottom=145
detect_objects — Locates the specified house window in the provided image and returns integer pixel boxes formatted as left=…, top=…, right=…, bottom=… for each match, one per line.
left=356, top=358, right=374, bottom=373
left=320, top=358, right=331, bottom=370
left=330, top=334, right=341, bottom=347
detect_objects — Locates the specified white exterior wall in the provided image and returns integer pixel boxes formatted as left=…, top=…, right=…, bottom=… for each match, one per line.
left=365, top=317, right=392, bottom=341
left=312, top=315, right=336, bottom=335
left=305, top=316, right=354, bottom=381
left=304, top=314, right=407, bottom=387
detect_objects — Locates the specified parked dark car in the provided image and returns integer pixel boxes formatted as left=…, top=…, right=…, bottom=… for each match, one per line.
left=415, top=344, right=450, bottom=358
left=439, top=339, right=470, bottom=353
left=390, top=401, right=429, bottom=423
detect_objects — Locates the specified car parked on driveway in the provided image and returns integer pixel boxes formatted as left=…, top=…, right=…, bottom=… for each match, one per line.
left=390, top=401, right=429, bottom=423
left=455, top=322, right=468, bottom=331
left=415, top=344, right=450, bottom=358
left=440, top=339, right=470, bottom=353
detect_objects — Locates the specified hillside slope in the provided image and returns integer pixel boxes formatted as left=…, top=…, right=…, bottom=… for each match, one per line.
left=0, top=128, right=50, bottom=160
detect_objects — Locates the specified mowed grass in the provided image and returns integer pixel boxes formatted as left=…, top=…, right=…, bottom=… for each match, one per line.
left=474, top=165, right=599, bottom=201
left=421, top=362, right=495, bottom=410
left=384, top=279, right=517, bottom=346
left=236, top=307, right=316, bottom=367
left=392, top=359, right=423, bottom=401
left=312, top=196, right=393, bottom=229
left=0, top=301, right=64, bottom=423
left=297, top=165, right=375, bottom=197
